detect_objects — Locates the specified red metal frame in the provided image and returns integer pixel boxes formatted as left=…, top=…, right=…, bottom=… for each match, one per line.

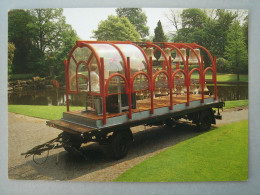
left=104, top=73, right=129, bottom=96
left=64, top=41, right=218, bottom=123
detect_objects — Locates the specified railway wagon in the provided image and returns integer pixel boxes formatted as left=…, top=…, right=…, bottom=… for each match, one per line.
left=43, top=41, right=224, bottom=160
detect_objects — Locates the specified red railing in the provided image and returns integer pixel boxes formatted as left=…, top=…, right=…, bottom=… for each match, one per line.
left=64, top=41, right=218, bottom=124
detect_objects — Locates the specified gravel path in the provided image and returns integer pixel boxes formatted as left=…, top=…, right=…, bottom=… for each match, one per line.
left=8, top=106, right=248, bottom=181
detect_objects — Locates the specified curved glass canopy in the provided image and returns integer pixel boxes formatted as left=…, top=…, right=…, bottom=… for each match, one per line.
left=68, top=42, right=148, bottom=93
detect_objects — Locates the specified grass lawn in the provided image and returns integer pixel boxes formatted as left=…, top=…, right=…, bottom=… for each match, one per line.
left=190, top=73, right=248, bottom=82
left=8, top=105, right=84, bottom=120
left=114, top=120, right=248, bottom=182
left=224, top=99, right=248, bottom=109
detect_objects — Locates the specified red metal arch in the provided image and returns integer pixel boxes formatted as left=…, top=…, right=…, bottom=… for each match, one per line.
left=189, top=68, right=202, bottom=85
left=131, top=43, right=150, bottom=71
left=203, top=67, right=214, bottom=79
left=77, top=42, right=102, bottom=74
left=172, top=69, right=186, bottom=79
left=147, top=42, right=169, bottom=70
left=152, top=70, right=169, bottom=90
left=182, top=44, right=201, bottom=66
left=104, top=73, right=129, bottom=96
left=196, top=45, right=214, bottom=66
left=68, top=43, right=102, bottom=94
left=69, top=73, right=89, bottom=89
left=131, top=71, right=150, bottom=91
left=108, top=42, right=128, bottom=74
left=166, top=43, right=187, bottom=67
left=75, top=61, right=90, bottom=92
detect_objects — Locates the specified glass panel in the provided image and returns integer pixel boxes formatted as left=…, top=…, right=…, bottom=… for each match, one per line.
left=115, top=44, right=147, bottom=76
left=78, top=63, right=89, bottom=90
left=89, top=44, right=125, bottom=75
left=73, top=47, right=92, bottom=62
left=69, top=59, right=77, bottom=91
left=69, top=46, right=92, bottom=92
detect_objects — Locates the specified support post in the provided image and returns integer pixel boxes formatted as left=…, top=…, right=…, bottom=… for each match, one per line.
left=150, top=57, right=154, bottom=114
left=186, top=55, right=190, bottom=106
left=100, top=58, right=107, bottom=124
left=64, top=60, right=70, bottom=112
left=169, top=56, right=173, bottom=110
left=214, top=56, right=217, bottom=100
left=201, top=56, right=204, bottom=103
left=127, top=57, right=132, bottom=119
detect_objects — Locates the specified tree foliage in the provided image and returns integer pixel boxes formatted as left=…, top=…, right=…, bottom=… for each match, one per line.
left=181, top=8, right=208, bottom=29
left=27, top=9, right=66, bottom=54
left=8, top=9, right=34, bottom=74
left=8, top=8, right=79, bottom=80
left=171, top=8, right=248, bottom=76
left=116, top=8, right=149, bottom=39
left=153, top=20, right=167, bottom=42
left=92, top=15, right=141, bottom=41
left=224, top=21, right=248, bottom=80
left=153, top=20, right=167, bottom=61
left=8, top=42, right=15, bottom=74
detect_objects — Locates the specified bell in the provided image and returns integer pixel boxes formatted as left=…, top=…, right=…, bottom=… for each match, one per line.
left=161, top=88, right=168, bottom=96
left=193, top=86, right=199, bottom=94
left=183, top=86, right=187, bottom=93
left=159, top=48, right=171, bottom=61
left=188, top=49, right=201, bottom=64
left=176, top=85, right=184, bottom=94
left=145, top=48, right=157, bottom=61
left=190, top=84, right=198, bottom=94
left=204, top=82, right=209, bottom=92
left=174, top=48, right=186, bottom=62
left=173, top=85, right=176, bottom=92
left=156, top=88, right=161, bottom=95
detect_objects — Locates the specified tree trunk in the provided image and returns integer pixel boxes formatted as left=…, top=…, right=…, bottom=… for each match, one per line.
left=236, top=62, right=240, bottom=81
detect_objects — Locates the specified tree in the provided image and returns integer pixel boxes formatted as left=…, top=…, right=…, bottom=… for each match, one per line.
left=181, top=8, right=208, bottom=29
left=116, top=8, right=149, bottom=39
left=27, top=9, right=78, bottom=76
left=173, top=9, right=209, bottom=44
left=92, top=15, right=141, bottom=41
left=153, top=20, right=167, bottom=61
left=8, top=9, right=34, bottom=73
left=166, top=9, right=182, bottom=32
left=224, top=21, right=248, bottom=80
left=8, top=8, right=79, bottom=79
left=242, top=15, right=248, bottom=50
left=8, top=42, right=15, bottom=74
left=52, top=25, right=79, bottom=82
left=27, top=9, right=70, bottom=55
left=172, top=9, right=238, bottom=67
left=153, top=20, right=167, bottom=42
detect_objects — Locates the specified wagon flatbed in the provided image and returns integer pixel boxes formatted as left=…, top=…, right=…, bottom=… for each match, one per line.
left=46, top=95, right=223, bottom=137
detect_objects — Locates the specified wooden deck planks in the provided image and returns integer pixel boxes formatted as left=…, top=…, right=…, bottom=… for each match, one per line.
left=47, top=119, right=94, bottom=133
left=65, top=94, right=210, bottom=120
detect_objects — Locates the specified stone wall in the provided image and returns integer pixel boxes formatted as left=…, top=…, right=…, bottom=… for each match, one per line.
left=8, top=77, right=55, bottom=92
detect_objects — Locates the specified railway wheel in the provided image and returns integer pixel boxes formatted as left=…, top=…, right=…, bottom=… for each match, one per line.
left=196, top=109, right=214, bottom=131
left=61, top=132, right=82, bottom=154
left=111, top=129, right=133, bottom=160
